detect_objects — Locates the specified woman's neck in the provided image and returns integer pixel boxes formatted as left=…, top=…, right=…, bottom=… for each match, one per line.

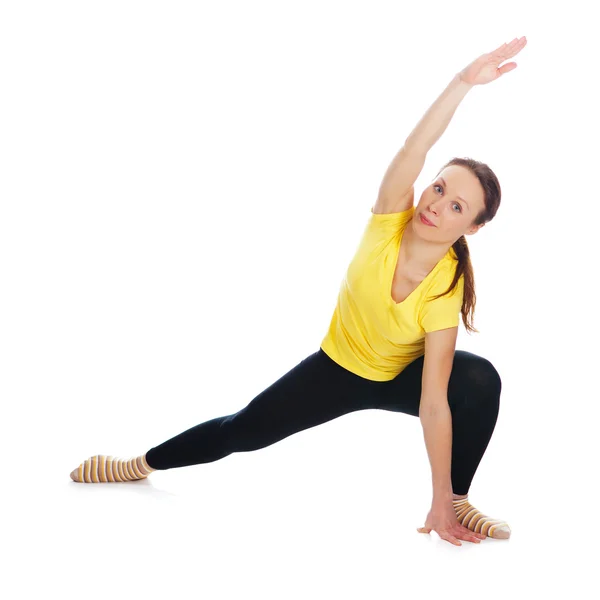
left=401, top=218, right=452, bottom=277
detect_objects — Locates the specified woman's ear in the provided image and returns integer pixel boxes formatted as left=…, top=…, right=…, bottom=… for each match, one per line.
left=465, top=222, right=485, bottom=236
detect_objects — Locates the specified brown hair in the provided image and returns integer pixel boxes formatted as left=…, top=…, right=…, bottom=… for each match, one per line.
left=428, top=157, right=501, bottom=334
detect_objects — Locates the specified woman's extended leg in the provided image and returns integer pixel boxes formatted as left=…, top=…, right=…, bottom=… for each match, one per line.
left=70, top=348, right=380, bottom=481
left=142, top=348, right=387, bottom=470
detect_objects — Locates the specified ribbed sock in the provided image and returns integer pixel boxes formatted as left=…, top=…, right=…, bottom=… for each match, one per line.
left=69, top=454, right=157, bottom=483
left=452, top=496, right=511, bottom=539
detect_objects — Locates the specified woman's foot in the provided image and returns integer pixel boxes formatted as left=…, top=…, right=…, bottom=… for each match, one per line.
left=70, top=454, right=156, bottom=483
left=452, top=496, right=511, bottom=539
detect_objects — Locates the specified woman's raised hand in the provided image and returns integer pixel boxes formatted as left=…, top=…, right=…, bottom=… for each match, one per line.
left=417, top=501, right=486, bottom=546
left=459, top=36, right=527, bottom=86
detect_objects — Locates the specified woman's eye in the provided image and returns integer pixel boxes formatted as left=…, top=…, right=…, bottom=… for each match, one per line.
left=434, top=184, right=461, bottom=212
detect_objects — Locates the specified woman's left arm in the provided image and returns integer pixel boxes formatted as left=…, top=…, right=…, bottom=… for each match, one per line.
left=405, top=36, right=528, bottom=156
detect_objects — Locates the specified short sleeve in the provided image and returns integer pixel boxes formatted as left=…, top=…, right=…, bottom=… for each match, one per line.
left=368, top=205, right=415, bottom=236
left=419, top=267, right=464, bottom=333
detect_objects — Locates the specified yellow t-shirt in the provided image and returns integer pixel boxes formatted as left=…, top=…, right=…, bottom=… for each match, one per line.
left=320, top=205, right=465, bottom=381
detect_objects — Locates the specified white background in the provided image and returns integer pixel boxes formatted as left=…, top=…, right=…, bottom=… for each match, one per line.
left=1, top=1, right=597, bottom=598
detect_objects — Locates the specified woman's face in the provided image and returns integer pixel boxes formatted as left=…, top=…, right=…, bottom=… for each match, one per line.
left=415, top=165, right=486, bottom=238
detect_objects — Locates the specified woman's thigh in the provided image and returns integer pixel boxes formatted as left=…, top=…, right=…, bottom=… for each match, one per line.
left=222, top=348, right=387, bottom=450
left=370, top=349, right=493, bottom=416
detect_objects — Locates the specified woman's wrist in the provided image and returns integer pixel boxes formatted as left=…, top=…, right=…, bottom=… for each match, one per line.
left=456, top=71, right=475, bottom=89
left=432, top=489, right=454, bottom=505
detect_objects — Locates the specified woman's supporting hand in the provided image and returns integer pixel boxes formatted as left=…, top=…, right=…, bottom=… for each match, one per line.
left=417, top=500, right=487, bottom=546
left=459, top=36, right=527, bottom=86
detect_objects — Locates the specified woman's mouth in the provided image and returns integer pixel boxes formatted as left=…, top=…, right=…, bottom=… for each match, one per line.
left=420, top=213, right=436, bottom=226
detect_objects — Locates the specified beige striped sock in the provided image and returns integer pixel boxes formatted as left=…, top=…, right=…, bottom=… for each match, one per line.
left=69, top=454, right=157, bottom=483
left=452, top=496, right=511, bottom=539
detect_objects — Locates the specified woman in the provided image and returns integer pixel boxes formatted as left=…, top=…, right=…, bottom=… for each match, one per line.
left=70, top=37, right=527, bottom=547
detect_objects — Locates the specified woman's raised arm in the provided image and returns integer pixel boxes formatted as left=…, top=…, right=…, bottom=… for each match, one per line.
left=405, top=36, right=527, bottom=155
left=379, top=36, right=527, bottom=204
left=377, top=74, right=472, bottom=210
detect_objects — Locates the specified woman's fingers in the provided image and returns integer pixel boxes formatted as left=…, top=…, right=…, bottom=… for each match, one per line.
left=457, top=526, right=483, bottom=543
left=418, top=525, right=485, bottom=544
left=441, top=533, right=462, bottom=546
left=441, top=526, right=479, bottom=545
left=495, top=37, right=527, bottom=61
left=505, top=38, right=527, bottom=60
left=493, top=41, right=509, bottom=57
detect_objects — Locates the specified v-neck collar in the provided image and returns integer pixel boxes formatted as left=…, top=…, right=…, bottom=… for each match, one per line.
left=388, top=225, right=449, bottom=307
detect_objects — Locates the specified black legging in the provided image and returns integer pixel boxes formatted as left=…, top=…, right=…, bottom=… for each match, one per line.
left=145, top=347, right=501, bottom=496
